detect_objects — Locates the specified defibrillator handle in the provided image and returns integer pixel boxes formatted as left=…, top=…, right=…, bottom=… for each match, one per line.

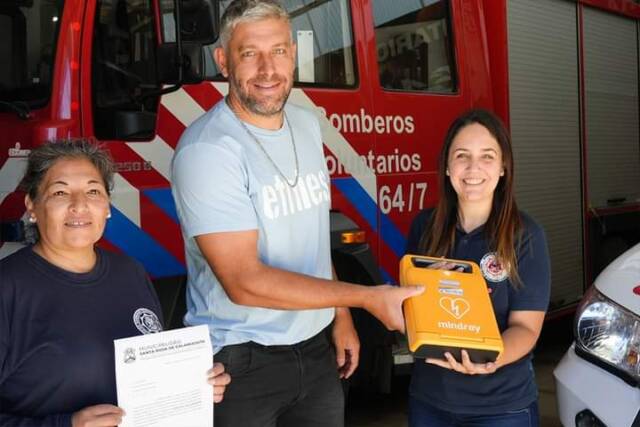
left=410, top=256, right=473, bottom=273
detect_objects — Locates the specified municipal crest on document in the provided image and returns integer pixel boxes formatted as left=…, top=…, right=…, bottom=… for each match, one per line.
left=480, top=252, right=508, bottom=283
left=133, top=308, right=163, bottom=334
left=123, top=347, right=136, bottom=364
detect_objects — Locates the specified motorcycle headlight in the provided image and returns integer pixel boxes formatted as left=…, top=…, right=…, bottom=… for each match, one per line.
left=575, top=286, right=640, bottom=385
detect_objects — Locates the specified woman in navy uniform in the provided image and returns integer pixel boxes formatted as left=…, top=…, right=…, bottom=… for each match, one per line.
left=0, top=140, right=230, bottom=427
left=406, top=109, right=551, bottom=427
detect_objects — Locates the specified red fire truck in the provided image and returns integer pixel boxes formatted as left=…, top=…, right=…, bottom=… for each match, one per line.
left=1, top=0, right=639, bottom=374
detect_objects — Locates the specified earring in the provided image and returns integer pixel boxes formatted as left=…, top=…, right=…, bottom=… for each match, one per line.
left=28, top=215, right=36, bottom=223
left=500, top=170, right=505, bottom=176
left=106, top=212, right=112, bottom=219
left=445, top=169, right=450, bottom=176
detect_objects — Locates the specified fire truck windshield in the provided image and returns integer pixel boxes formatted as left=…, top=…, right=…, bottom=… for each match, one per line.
left=0, top=0, right=62, bottom=108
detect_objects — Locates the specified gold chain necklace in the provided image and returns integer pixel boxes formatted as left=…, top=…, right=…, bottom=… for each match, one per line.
left=226, top=98, right=300, bottom=188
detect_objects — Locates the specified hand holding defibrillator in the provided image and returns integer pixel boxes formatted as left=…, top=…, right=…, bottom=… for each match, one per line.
left=399, top=255, right=504, bottom=374
left=426, top=348, right=499, bottom=375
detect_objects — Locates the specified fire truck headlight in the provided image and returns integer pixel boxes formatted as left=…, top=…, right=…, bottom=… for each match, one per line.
left=575, top=286, right=640, bottom=384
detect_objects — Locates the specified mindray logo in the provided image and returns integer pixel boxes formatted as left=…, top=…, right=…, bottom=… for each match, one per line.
left=439, top=297, right=470, bottom=320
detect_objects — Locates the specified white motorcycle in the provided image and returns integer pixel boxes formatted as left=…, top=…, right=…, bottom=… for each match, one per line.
left=554, top=243, right=640, bottom=427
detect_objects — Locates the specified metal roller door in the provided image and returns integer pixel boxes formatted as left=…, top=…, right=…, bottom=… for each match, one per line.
left=583, top=7, right=640, bottom=210
left=507, top=0, right=584, bottom=309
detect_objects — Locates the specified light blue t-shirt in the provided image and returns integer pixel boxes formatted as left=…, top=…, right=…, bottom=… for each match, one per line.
left=171, top=99, right=334, bottom=353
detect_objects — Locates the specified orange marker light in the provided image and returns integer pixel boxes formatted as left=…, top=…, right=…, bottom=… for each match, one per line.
left=341, top=231, right=366, bottom=244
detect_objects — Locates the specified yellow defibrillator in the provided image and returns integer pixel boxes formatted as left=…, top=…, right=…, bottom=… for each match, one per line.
left=400, top=254, right=504, bottom=363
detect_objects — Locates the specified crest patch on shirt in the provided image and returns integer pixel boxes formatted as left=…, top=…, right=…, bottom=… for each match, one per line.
left=480, top=252, right=508, bottom=283
left=133, top=308, right=162, bottom=334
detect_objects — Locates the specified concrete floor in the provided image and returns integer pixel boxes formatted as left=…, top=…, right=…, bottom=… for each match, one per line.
left=345, top=317, right=574, bottom=427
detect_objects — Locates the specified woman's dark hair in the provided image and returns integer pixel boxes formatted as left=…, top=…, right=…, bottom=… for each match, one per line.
left=419, top=109, right=523, bottom=286
left=20, top=139, right=114, bottom=201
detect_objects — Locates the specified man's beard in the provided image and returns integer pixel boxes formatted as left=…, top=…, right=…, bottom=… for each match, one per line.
left=229, top=73, right=292, bottom=117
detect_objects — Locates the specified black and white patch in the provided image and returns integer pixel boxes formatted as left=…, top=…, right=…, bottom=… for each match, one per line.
left=133, top=308, right=163, bottom=334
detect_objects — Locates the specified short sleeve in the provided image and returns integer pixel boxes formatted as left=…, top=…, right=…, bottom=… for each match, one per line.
left=510, top=219, right=551, bottom=311
left=171, top=142, right=258, bottom=238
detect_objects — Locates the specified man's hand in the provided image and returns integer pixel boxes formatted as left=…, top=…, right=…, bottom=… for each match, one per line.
left=71, top=404, right=124, bottom=427
left=426, top=350, right=498, bottom=375
left=332, top=308, right=360, bottom=379
left=208, top=362, right=231, bottom=403
left=363, top=285, right=424, bottom=333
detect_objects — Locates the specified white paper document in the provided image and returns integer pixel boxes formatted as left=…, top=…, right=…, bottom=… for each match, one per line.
left=114, top=325, right=213, bottom=427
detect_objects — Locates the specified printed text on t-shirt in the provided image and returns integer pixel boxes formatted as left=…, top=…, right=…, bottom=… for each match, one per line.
left=262, top=171, right=330, bottom=219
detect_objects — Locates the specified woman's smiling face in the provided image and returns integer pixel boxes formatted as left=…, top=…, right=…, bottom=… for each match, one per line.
left=26, top=157, right=111, bottom=254
left=447, top=123, right=504, bottom=205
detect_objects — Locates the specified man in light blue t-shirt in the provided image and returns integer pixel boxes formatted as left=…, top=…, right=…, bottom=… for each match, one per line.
left=171, top=1, right=423, bottom=426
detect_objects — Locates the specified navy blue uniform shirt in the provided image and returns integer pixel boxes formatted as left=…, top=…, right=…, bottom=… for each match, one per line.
left=406, top=209, right=551, bottom=414
left=0, top=247, right=163, bottom=427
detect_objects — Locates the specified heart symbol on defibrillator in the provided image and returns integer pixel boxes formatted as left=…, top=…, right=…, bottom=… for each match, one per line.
left=439, top=297, right=470, bottom=319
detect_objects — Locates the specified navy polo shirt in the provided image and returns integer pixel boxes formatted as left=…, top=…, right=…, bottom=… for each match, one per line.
left=406, top=209, right=551, bottom=414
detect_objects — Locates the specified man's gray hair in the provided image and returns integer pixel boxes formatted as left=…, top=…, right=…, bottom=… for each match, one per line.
left=219, top=0, right=290, bottom=49
left=20, top=139, right=115, bottom=201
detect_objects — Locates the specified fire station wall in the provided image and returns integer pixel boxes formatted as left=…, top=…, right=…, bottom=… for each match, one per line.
left=507, top=0, right=584, bottom=309
left=582, top=7, right=640, bottom=209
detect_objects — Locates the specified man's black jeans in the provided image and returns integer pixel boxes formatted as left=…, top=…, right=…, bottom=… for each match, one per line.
left=214, top=327, right=344, bottom=427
